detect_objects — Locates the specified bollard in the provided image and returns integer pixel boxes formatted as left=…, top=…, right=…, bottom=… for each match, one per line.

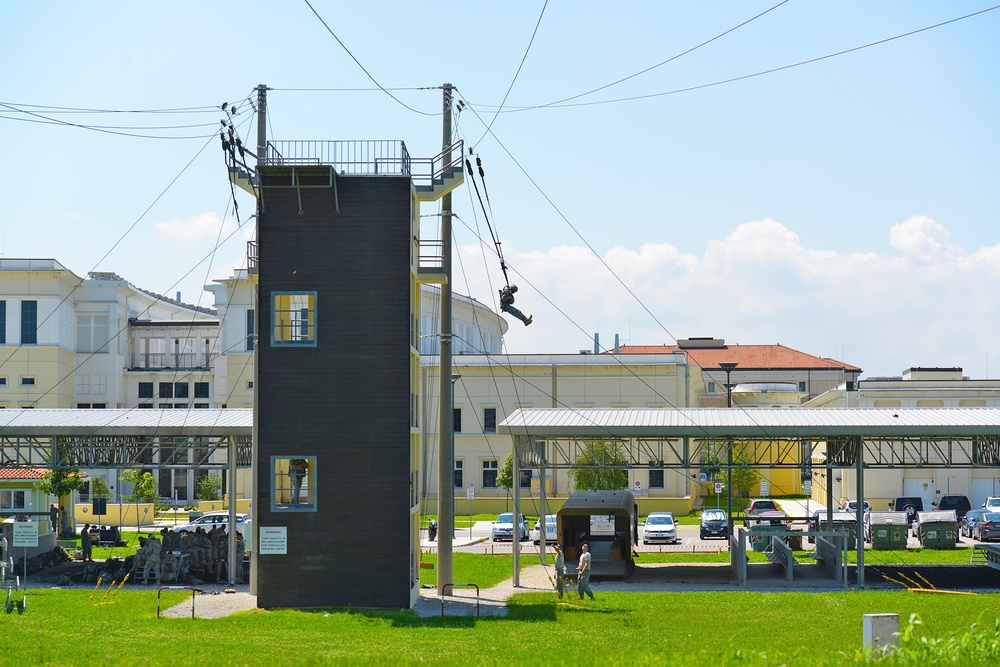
left=863, top=613, right=899, bottom=656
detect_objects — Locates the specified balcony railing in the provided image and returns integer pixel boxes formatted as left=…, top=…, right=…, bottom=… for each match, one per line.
left=265, top=140, right=411, bottom=176
left=130, top=352, right=212, bottom=371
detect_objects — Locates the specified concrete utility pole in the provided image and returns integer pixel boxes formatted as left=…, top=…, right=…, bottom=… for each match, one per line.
left=436, top=84, right=455, bottom=597
left=247, top=82, right=267, bottom=594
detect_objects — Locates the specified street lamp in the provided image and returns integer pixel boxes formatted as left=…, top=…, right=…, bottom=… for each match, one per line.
left=718, top=361, right=739, bottom=539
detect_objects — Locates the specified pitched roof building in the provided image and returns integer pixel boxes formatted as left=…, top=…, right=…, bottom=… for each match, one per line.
left=617, top=337, right=862, bottom=407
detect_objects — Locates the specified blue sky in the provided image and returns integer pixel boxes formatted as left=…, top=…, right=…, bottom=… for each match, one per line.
left=2, top=1, right=999, bottom=378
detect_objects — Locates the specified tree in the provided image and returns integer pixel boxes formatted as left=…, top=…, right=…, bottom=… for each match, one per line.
left=120, top=468, right=157, bottom=504
left=197, top=472, right=223, bottom=502
left=37, top=468, right=86, bottom=499
left=730, top=444, right=762, bottom=503
left=496, top=454, right=514, bottom=491
left=90, top=475, right=111, bottom=500
left=37, top=468, right=86, bottom=536
left=570, top=441, right=629, bottom=491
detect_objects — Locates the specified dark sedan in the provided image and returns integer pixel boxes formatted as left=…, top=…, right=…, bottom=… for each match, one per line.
left=973, top=512, right=1000, bottom=542
left=700, top=509, right=728, bottom=540
left=961, top=509, right=987, bottom=538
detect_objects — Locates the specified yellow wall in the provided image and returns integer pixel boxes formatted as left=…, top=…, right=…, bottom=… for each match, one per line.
left=75, top=503, right=156, bottom=526
left=197, top=498, right=252, bottom=513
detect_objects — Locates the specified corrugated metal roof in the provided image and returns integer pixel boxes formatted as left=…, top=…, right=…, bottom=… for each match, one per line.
left=500, top=407, right=1000, bottom=438
left=0, top=409, right=252, bottom=436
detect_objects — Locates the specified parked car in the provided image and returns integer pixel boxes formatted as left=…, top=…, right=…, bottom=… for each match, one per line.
left=491, top=513, right=528, bottom=542
left=745, top=499, right=778, bottom=516
left=888, top=497, right=924, bottom=525
left=840, top=500, right=872, bottom=515
left=973, top=512, right=1000, bottom=542
left=699, top=509, right=728, bottom=540
left=932, top=494, right=971, bottom=519
left=982, top=497, right=1000, bottom=511
left=531, top=514, right=558, bottom=545
left=961, top=509, right=987, bottom=538
left=642, top=512, right=678, bottom=544
left=807, top=509, right=824, bottom=544
left=171, top=511, right=253, bottom=549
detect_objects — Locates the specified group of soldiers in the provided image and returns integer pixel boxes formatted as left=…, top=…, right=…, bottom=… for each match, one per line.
left=129, top=525, right=246, bottom=585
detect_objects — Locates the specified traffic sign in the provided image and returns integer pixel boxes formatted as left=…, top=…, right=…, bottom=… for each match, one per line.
left=467, top=483, right=475, bottom=501
left=715, top=482, right=724, bottom=494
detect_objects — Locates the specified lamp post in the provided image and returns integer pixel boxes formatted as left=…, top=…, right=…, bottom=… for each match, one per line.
left=719, top=361, right=739, bottom=539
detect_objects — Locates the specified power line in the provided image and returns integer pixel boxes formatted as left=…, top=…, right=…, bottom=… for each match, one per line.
left=472, top=4, right=1000, bottom=112
left=301, top=0, right=439, bottom=117
left=0, top=102, right=222, bottom=114
left=521, top=0, right=789, bottom=112
left=475, top=0, right=550, bottom=145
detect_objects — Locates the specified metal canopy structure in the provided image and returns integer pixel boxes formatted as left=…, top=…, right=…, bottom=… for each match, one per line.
left=0, top=409, right=253, bottom=468
left=500, top=407, right=1000, bottom=588
left=500, top=407, right=1000, bottom=470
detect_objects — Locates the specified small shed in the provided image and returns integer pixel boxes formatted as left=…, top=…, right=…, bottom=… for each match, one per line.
left=867, top=512, right=909, bottom=550
left=557, top=490, right=638, bottom=578
left=915, top=510, right=958, bottom=549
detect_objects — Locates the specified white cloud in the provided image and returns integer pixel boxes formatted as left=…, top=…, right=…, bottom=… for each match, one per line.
left=155, top=212, right=237, bottom=242
left=461, top=217, right=1000, bottom=378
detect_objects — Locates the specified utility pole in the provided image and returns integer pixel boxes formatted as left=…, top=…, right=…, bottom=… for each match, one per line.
left=436, top=84, right=455, bottom=597
left=247, top=83, right=267, bottom=594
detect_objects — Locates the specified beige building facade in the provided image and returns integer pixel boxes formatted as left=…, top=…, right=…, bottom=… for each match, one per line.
left=807, top=367, right=1000, bottom=509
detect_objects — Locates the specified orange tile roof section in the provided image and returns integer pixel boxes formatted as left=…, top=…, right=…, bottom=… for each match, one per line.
left=617, top=344, right=861, bottom=372
left=0, top=467, right=51, bottom=480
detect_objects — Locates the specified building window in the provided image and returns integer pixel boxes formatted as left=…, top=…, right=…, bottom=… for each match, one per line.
left=246, top=380, right=254, bottom=390
left=138, top=382, right=154, bottom=399
left=798, top=381, right=807, bottom=392
left=649, top=469, right=665, bottom=489
left=454, top=460, right=463, bottom=488
left=174, top=403, right=189, bottom=409
left=194, top=382, right=210, bottom=399
left=1, top=490, right=27, bottom=511
left=76, top=314, right=110, bottom=354
left=482, top=460, right=498, bottom=488
left=0, top=377, right=6, bottom=388
left=453, top=407, right=462, bottom=433
left=483, top=408, right=497, bottom=434
left=0, top=301, right=5, bottom=344
left=271, top=292, right=316, bottom=346
left=272, top=456, right=316, bottom=511
left=246, top=308, right=255, bottom=351
left=519, top=469, right=531, bottom=488
left=174, top=382, right=189, bottom=399
left=21, top=300, right=37, bottom=345
left=159, top=382, right=173, bottom=399
left=20, top=377, right=35, bottom=387
left=77, top=404, right=91, bottom=409
left=707, top=381, right=716, bottom=394
left=194, top=403, right=210, bottom=409
left=138, top=403, right=153, bottom=409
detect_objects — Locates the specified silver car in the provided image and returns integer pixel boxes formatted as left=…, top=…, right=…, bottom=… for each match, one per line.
left=642, top=512, right=678, bottom=544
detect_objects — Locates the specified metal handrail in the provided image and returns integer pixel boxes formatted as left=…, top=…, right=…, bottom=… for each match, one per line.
left=411, top=140, right=464, bottom=187
left=157, top=585, right=199, bottom=618
left=440, top=582, right=480, bottom=617
left=264, top=140, right=411, bottom=176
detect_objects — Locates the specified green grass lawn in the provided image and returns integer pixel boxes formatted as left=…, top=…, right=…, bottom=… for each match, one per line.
left=6, top=587, right=998, bottom=665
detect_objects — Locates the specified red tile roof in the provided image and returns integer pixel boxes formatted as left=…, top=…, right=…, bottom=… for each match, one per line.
left=0, top=467, right=50, bottom=481
left=616, top=344, right=861, bottom=372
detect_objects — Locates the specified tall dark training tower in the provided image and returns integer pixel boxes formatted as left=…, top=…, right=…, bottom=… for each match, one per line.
left=231, top=116, right=463, bottom=607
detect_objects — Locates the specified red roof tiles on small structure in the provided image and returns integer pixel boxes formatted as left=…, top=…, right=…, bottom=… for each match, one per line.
left=0, top=467, right=50, bottom=480
left=616, top=343, right=861, bottom=372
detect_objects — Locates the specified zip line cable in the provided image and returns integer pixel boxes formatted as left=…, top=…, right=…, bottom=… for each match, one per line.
left=301, top=0, right=439, bottom=117
left=508, top=0, right=789, bottom=114
left=474, top=0, right=549, bottom=146
left=471, top=4, right=1000, bottom=112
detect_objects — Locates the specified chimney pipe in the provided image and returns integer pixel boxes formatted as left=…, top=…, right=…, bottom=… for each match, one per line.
left=594, top=333, right=599, bottom=355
